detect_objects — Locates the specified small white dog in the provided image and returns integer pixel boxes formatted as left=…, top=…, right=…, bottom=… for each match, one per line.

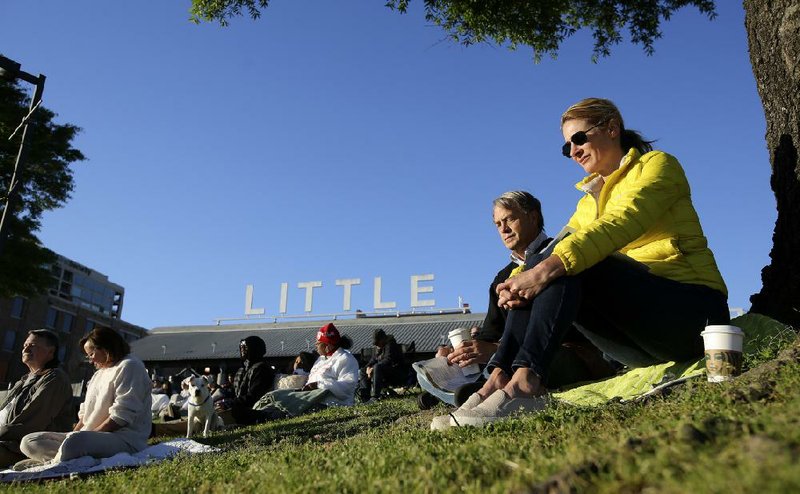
left=186, top=375, right=224, bottom=438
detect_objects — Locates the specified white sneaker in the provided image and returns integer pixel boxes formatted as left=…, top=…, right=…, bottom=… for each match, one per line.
left=458, top=392, right=483, bottom=411
left=430, top=414, right=452, bottom=431
left=430, top=392, right=485, bottom=430
left=450, top=389, right=549, bottom=427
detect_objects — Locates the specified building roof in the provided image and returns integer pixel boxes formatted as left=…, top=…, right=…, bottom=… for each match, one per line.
left=131, top=312, right=485, bottom=362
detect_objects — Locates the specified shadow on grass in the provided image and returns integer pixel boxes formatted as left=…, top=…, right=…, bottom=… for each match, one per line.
left=192, top=396, right=420, bottom=449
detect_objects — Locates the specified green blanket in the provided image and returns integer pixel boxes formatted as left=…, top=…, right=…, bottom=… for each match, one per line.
left=552, top=314, right=789, bottom=407
left=252, top=388, right=331, bottom=417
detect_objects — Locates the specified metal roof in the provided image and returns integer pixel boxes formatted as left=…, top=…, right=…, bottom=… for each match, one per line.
left=131, top=312, right=485, bottom=362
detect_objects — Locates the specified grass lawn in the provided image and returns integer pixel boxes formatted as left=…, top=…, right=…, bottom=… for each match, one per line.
left=4, top=336, right=799, bottom=493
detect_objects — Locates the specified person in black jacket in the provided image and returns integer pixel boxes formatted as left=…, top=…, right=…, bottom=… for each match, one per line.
left=359, top=329, right=407, bottom=402
left=440, top=191, right=548, bottom=375
left=420, top=191, right=615, bottom=410
left=227, top=336, right=275, bottom=425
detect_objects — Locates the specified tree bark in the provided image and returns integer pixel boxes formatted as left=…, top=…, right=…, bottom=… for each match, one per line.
left=744, top=0, right=800, bottom=328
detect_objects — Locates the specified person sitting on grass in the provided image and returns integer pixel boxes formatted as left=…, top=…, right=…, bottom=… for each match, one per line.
left=358, top=329, right=407, bottom=403
left=300, top=324, right=359, bottom=406
left=0, top=330, right=72, bottom=468
left=251, top=323, right=359, bottom=421
left=275, top=351, right=317, bottom=390
left=439, top=98, right=729, bottom=429
left=292, top=351, right=316, bottom=377
left=423, top=191, right=615, bottom=414
left=217, top=335, right=275, bottom=426
left=17, top=326, right=152, bottom=468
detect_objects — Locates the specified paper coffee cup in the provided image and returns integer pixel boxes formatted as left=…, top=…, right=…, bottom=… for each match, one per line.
left=448, top=327, right=480, bottom=375
left=701, top=325, right=744, bottom=382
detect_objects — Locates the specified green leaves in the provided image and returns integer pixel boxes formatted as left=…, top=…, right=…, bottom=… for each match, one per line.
left=190, top=1, right=718, bottom=62
left=0, top=77, right=84, bottom=297
left=188, top=0, right=271, bottom=26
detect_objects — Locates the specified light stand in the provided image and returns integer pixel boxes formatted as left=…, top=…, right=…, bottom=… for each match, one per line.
left=0, top=55, right=46, bottom=257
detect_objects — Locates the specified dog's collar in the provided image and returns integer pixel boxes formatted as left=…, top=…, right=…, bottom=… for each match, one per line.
left=188, top=394, right=211, bottom=407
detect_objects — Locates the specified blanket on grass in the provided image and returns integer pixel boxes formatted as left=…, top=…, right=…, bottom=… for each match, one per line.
left=0, top=438, right=219, bottom=483
left=252, top=388, right=331, bottom=417
left=552, top=314, right=789, bottom=407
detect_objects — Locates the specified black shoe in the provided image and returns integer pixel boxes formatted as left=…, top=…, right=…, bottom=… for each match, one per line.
left=417, top=391, right=440, bottom=410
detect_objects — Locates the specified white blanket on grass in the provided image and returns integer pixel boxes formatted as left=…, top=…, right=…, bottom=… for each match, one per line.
left=0, top=438, right=219, bottom=483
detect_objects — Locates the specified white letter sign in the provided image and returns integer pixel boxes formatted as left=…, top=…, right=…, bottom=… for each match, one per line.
left=244, top=284, right=265, bottom=315
left=297, top=281, right=323, bottom=313
left=373, top=277, right=396, bottom=309
left=279, top=282, right=288, bottom=314
left=410, top=274, right=435, bottom=307
left=336, top=278, right=361, bottom=311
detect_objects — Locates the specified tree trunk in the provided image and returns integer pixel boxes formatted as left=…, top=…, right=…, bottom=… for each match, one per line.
left=744, top=0, right=800, bottom=328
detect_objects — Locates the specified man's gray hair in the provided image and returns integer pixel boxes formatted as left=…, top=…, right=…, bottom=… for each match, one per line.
left=492, top=190, right=544, bottom=230
left=27, top=329, right=61, bottom=368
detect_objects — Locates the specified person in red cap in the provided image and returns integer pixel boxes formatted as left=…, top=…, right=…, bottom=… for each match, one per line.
left=301, top=323, right=359, bottom=406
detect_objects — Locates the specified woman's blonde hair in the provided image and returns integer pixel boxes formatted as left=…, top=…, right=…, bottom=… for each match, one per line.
left=561, top=98, right=654, bottom=155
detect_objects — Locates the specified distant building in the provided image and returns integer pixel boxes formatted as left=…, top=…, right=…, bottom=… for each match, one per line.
left=131, top=311, right=482, bottom=382
left=0, top=253, right=147, bottom=384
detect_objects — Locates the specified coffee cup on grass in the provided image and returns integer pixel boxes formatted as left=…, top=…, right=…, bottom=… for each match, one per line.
left=701, top=325, right=744, bottom=382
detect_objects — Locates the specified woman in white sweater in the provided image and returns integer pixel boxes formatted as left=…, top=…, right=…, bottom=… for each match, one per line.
left=19, top=327, right=151, bottom=464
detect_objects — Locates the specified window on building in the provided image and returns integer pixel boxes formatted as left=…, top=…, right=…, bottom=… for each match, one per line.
left=45, top=308, right=58, bottom=329
left=58, top=345, right=67, bottom=363
left=85, top=320, right=95, bottom=333
left=61, top=313, right=74, bottom=333
left=2, top=331, right=17, bottom=352
left=10, top=297, right=25, bottom=319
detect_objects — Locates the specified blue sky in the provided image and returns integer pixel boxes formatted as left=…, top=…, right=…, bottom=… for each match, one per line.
left=1, top=1, right=772, bottom=329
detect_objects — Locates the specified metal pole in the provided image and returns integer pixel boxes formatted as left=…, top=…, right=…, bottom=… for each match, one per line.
left=0, top=71, right=45, bottom=257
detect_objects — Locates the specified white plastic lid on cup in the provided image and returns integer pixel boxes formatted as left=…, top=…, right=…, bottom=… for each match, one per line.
left=448, top=327, right=471, bottom=345
left=700, top=325, right=744, bottom=352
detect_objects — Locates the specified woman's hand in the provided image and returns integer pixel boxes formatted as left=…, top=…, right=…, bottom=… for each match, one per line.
left=496, top=255, right=567, bottom=309
left=95, top=417, right=122, bottom=433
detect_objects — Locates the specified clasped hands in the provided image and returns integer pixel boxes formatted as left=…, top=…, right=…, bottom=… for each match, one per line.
left=496, top=254, right=566, bottom=309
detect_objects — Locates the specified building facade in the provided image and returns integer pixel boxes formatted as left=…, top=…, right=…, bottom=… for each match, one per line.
left=131, top=311, right=483, bottom=383
left=0, top=253, right=147, bottom=385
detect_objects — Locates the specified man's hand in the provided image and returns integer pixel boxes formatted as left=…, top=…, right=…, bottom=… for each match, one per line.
left=435, top=345, right=453, bottom=358
left=302, top=381, right=319, bottom=391
left=496, top=255, right=566, bottom=309
left=366, top=366, right=373, bottom=379
left=447, top=340, right=499, bottom=367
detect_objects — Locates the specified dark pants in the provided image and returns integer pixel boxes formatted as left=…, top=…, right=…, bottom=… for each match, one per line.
left=0, top=442, right=24, bottom=469
left=488, top=254, right=729, bottom=380
left=359, top=362, right=406, bottom=399
left=231, top=401, right=264, bottom=425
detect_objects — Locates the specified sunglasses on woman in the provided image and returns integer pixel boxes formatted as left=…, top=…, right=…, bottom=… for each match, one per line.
left=561, top=121, right=605, bottom=158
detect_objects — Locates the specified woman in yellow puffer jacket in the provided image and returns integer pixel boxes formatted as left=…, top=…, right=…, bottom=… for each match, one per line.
left=447, top=98, right=730, bottom=428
